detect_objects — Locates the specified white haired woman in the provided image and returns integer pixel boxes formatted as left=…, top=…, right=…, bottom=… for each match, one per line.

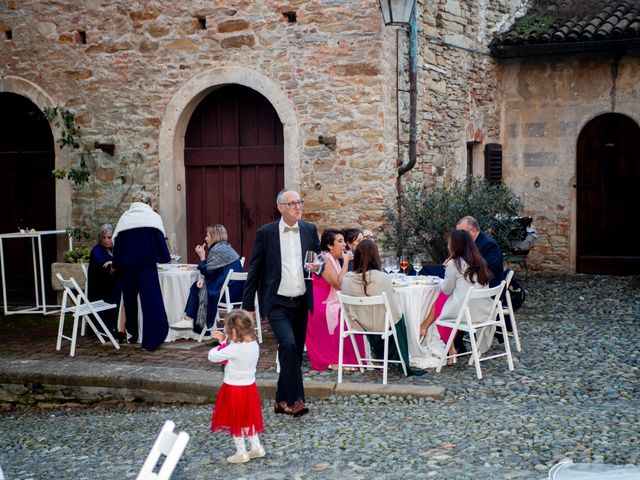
left=87, top=223, right=124, bottom=341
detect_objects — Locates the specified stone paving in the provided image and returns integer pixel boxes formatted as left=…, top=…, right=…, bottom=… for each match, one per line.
left=1, top=273, right=639, bottom=479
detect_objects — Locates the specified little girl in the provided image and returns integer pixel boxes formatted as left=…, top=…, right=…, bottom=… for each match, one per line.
left=209, top=309, right=265, bottom=464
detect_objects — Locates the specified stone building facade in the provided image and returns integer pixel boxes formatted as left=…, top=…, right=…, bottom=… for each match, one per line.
left=2, top=0, right=638, bottom=273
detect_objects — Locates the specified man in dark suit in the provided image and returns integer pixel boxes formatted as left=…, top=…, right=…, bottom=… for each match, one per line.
left=242, top=189, right=321, bottom=417
left=456, top=216, right=504, bottom=289
left=453, top=216, right=505, bottom=352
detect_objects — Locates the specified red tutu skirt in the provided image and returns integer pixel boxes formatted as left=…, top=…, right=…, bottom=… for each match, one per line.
left=210, top=382, right=264, bottom=437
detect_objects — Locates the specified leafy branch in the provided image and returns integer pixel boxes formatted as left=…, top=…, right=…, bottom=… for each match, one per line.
left=44, top=106, right=93, bottom=186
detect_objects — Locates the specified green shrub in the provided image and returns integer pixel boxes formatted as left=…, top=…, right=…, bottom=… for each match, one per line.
left=381, top=177, right=523, bottom=263
left=63, top=246, right=91, bottom=263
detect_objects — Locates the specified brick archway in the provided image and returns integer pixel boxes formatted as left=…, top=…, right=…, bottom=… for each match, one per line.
left=158, top=67, right=300, bottom=258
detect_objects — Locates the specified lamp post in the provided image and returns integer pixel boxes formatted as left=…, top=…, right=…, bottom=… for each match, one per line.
left=379, top=0, right=417, bottom=255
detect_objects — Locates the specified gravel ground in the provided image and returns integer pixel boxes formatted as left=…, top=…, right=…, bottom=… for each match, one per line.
left=1, top=274, right=639, bottom=479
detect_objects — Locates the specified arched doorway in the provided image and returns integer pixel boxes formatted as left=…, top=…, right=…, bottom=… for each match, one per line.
left=0, top=92, right=56, bottom=303
left=576, top=113, right=640, bottom=274
left=184, top=84, right=284, bottom=264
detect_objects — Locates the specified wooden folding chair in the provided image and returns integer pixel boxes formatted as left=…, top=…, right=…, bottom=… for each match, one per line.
left=435, top=280, right=514, bottom=379
left=136, top=420, right=190, bottom=480
left=55, top=273, right=119, bottom=357
left=337, top=292, right=407, bottom=385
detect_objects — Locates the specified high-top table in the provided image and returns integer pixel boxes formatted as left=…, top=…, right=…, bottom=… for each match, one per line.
left=0, top=230, right=73, bottom=315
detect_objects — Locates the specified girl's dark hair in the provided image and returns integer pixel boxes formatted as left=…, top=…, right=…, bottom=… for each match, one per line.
left=224, top=309, right=256, bottom=341
left=342, top=228, right=362, bottom=246
left=352, top=239, right=381, bottom=296
left=320, top=229, right=343, bottom=251
left=448, top=230, right=492, bottom=286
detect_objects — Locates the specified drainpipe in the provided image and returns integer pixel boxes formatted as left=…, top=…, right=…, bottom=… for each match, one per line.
left=395, top=10, right=418, bottom=253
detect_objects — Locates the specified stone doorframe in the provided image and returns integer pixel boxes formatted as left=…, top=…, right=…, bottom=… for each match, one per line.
left=158, top=67, right=300, bottom=257
left=570, top=109, right=640, bottom=272
left=0, top=75, right=71, bottom=232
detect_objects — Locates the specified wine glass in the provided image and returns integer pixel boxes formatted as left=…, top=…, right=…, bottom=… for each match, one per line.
left=304, top=251, right=317, bottom=280
left=390, top=257, right=400, bottom=276
left=399, top=255, right=409, bottom=274
left=383, top=257, right=393, bottom=274
left=412, top=255, right=422, bottom=276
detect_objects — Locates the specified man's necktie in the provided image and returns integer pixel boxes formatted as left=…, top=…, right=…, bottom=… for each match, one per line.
left=284, top=226, right=299, bottom=233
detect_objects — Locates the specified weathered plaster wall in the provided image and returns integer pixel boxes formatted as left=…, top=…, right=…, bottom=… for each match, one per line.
left=500, top=54, right=640, bottom=272
left=0, top=0, right=398, bottom=253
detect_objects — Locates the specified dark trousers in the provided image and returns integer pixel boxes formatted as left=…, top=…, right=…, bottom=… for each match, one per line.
left=121, top=266, right=169, bottom=351
left=268, top=295, right=308, bottom=405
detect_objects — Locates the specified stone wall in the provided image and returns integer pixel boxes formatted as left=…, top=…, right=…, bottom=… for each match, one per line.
left=408, top=0, right=529, bottom=187
left=499, top=54, right=640, bottom=272
left=0, top=0, right=398, bottom=244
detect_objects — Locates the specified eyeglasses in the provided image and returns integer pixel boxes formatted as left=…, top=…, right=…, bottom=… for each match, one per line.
left=280, top=200, right=304, bottom=208
left=363, top=235, right=376, bottom=241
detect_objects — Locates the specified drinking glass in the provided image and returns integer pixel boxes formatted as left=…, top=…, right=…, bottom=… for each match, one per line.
left=399, top=256, right=409, bottom=274
left=390, top=257, right=400, bottom=276
left=412, top=256, right=422, bottom=276
left=304, top=251, right=317, bottom=280
left=383, top=257, right=393, bottom=274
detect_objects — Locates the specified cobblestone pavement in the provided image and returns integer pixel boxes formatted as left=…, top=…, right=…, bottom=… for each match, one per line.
left=1, top=274, right=639, bottom=479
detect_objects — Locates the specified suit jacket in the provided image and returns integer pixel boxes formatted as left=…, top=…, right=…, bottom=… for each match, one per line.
left=242, top=220, right=321, bottom=317
left=475, top=231, right=504, bottom=288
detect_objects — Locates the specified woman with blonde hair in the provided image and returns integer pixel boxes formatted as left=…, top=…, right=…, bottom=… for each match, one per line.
left=184, top=224, right=243, bottom=335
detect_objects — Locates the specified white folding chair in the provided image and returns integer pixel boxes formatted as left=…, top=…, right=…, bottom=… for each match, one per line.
left=197, top=269, right=263, bottom=343
left=337, top=292, right=407, bottom=385
left=435, top=281, right=514, bottom=380
left=80, top=263, right=89, bottom=336
left=197, top=269, right=234, bottom=342
left=501, top=270, right=522, bottom=352
left=224, top=271, right=262, bottom=343
left=136, top=420, right=190, bottom=480
left=55, top=273, right=120, bottom=357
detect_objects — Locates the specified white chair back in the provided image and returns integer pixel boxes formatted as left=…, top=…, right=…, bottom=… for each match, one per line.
left=197, top=270, right=263, bottom=343
left=337, top=292, right=407, bottom=385
left=502, top=270, right=522, bottom=352
left=435, top=280, right=513, bottom=379
left=55, top=273, right=119, bottom=357
left=136, top=420, right=190, bottom=480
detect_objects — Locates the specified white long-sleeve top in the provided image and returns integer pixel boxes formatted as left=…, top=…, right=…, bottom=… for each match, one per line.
left=208, top=340, right=259, bottom=386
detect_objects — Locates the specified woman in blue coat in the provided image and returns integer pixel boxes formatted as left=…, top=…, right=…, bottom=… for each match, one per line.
left=184, top=224, right=243, bottom=335
left=87, top=223, right=123, bottom=340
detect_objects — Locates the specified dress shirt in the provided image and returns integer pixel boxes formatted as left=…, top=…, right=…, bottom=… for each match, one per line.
left=277, top=217, right=306, bottom=297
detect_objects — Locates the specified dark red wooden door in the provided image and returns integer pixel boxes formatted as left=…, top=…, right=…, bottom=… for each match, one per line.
left=0, top=93, right=56, bottom=304
left=576, top=113, right=640, bottom=274
left=184, top=85, right=284, bottom=265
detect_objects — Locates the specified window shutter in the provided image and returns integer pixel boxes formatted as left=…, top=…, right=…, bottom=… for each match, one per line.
left=484, top=143, right=502, bottom=184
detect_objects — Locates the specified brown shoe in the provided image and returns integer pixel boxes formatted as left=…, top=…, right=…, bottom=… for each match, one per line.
left=291, top=400, right=309, bottom=417
left=274, top=401, right=292, bottom=415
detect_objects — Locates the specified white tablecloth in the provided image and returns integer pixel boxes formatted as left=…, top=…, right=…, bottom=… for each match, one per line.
left=137, top=264, right=200, bottom=342
left=393, top=281, right=447, bottom=369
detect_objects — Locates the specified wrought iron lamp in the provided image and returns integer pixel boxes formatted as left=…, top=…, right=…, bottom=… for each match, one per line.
left=379, top=0, right=415, bottom=26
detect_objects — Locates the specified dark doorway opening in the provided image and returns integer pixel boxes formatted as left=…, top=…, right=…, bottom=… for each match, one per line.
left=576, top=113, right=640, bottom=274
left=0, top=93, right=56, bottom=304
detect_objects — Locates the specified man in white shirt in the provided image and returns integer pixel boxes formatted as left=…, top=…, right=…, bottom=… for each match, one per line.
left=242, top=189, right=321, bottom=417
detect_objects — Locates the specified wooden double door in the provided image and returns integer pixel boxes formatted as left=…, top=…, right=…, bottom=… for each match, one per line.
left=0, top=93, right=56, bottom=304
left=184, top=85, right=284, bottom=265
left=576, top=113, right=640, bottom=274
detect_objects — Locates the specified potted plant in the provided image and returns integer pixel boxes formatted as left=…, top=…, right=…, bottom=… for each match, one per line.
left=51, top=228, right=91, bottom=292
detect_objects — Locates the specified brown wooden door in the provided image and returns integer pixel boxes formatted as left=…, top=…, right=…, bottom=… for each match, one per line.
left=184, top=85, right=284, bottom=266
left=576, top=113, right=640, bottom=274
left=0, top=93, right=56, bottom=304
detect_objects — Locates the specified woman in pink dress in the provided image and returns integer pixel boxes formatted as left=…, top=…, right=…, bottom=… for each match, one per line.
left=306, top=229, right=365, bottom=371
